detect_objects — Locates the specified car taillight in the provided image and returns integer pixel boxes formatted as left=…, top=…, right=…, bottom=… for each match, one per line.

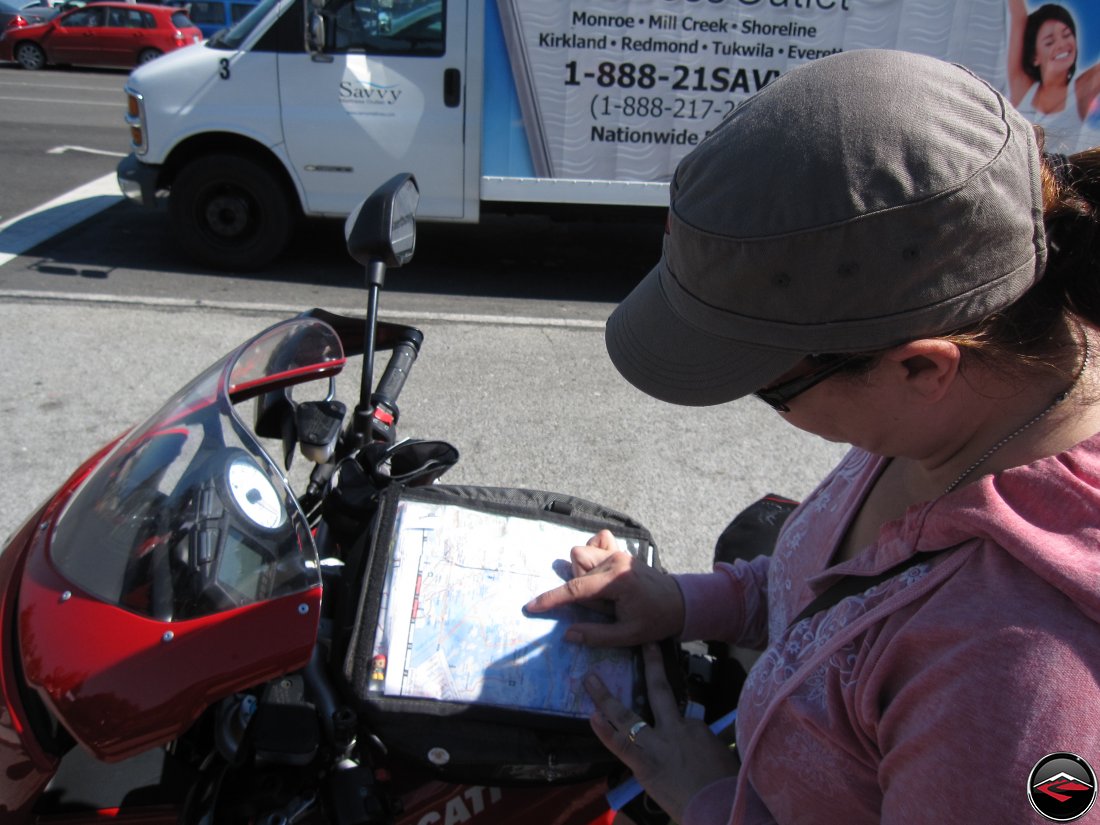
left=7, top=15, right=28, bottom=27
left=172, top=29, right=184, bottom=42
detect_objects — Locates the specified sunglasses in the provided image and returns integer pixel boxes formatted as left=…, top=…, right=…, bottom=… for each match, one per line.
left=754, top=354, right=864, bottom=412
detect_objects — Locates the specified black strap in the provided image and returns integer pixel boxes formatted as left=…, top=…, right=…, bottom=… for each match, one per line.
left=787, top=545, right=960, bottom=631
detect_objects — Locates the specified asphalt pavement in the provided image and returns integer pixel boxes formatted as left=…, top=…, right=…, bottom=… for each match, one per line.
left=0, top=293, right=849, bottom=574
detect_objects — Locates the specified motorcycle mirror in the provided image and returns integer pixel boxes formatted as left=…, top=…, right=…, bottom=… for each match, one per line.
left=346, top=174, right=419, bottom=444
left=344, top=173, right=419, bottom=270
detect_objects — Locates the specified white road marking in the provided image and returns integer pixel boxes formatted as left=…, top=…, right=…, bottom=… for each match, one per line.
left=47, top=145, right=128, bottom=157
left=0, top=289, right=607, bottom=329
left=0, top=80, right=122, bottom=91
left=0, top=94, right=124, bottom=106
left=0, top=173, right=123, bottom=268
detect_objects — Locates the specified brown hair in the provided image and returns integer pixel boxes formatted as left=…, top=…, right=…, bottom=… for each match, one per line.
left=834, top=135, right=1100, bottom=382
left=940, top=139, right=1100, bottom=378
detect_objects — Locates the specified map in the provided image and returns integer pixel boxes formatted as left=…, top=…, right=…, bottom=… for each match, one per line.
left=368, top=499, right=641, bottom=718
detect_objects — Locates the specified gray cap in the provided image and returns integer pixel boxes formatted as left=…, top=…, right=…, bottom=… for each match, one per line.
left=606, top=49, right=1046, bottom=406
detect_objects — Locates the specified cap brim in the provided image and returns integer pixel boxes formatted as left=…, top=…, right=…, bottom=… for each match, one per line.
left=605, top=261, right=805, bottom=406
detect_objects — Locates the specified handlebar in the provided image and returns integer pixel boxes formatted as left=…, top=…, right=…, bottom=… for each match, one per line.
left=364, top=332, right=422, bottom=443
left=372, top=334, right=421, bottom=411
left=299, top=332, right=421, bottom=514
left=294, top=310, right=424, bottom=449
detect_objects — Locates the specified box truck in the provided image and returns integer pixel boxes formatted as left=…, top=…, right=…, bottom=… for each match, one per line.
left=116, top=0, right=1100, bottom=269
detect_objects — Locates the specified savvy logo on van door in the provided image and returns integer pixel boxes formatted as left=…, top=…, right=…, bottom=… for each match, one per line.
left=339, top=80, right=403, bottom=104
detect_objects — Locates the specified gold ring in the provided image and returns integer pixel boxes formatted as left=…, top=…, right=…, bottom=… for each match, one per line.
left=627, top=720, right=648, bottom=744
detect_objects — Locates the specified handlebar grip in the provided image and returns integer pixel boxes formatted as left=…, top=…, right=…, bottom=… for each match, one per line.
left=372, top=340, right=418, bottom=408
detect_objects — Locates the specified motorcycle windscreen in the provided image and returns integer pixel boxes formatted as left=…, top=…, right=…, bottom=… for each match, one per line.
left=17, top=317, right=343, bottom=759
left=47, top=317, right=342, bottom=620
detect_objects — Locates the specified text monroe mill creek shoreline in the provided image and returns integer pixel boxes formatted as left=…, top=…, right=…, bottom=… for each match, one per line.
left=539, top=8, right=848, bottom=148
left=548, top=9, right=845, bottom=58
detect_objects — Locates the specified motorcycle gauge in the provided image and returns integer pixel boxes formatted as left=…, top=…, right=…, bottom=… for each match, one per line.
left=226, top=455, right=286, bottom=529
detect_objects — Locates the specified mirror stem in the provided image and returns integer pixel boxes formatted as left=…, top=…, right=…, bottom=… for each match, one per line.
left=353, top=260, right=386, bottom=442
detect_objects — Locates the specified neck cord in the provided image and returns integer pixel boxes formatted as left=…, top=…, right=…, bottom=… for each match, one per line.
left=943, top=335, right=1090, bottom=495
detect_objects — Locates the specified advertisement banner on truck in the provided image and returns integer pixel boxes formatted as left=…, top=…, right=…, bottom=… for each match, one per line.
left=482, top=0, right=1100, bottom=183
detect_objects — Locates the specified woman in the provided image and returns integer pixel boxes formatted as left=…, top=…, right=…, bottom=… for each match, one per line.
left=1007, top=0, right=1100, bottom=150
left=527, top=50, right=1100, bottom=824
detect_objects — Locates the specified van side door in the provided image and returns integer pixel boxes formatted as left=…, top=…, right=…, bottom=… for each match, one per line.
left=277, top=0, right=468, bottom=219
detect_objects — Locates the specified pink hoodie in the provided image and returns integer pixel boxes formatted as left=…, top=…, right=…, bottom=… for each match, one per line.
left=674, top=436, right=1100, bottom=824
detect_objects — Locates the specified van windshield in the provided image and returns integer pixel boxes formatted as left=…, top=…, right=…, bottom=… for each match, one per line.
left=209, top=0, right=278, bottom=48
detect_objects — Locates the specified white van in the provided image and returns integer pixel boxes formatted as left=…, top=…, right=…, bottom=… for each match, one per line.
left=116, top=0, right=1100, bottom=270
left=119, top=0, right=673, bottom=269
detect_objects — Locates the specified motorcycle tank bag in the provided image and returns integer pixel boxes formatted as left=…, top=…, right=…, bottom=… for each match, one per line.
left=342, top=483, right=664, bottom=785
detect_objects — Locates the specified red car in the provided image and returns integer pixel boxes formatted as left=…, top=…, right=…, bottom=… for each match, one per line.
left=0, top=1, right=201, bottom=70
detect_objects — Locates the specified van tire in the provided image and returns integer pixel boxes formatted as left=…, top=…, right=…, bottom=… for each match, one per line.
left=169, top=153, right=295, bottom=271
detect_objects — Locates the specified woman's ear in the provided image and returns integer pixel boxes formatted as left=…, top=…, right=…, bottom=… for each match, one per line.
left=883, top=339, right=962, bottom=402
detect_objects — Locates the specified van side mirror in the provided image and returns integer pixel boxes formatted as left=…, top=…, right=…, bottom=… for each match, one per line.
left=307, top=9, right=332, bottom=60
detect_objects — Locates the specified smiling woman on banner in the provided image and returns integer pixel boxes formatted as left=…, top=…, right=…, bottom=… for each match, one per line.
left=1007, top=0, right=1100, bottom=150
left=526, top=49, right=1100, bottom=825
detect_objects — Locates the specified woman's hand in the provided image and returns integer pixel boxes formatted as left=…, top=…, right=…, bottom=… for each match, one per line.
left=587, top=643, right=740, bottom=823
left=524, top=530, right=685, bottom=647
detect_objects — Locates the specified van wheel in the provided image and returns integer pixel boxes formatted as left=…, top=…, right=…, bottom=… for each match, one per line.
left=169, top=154, right=295, bottom=271
left=137, top=48, right=162, bottom=65
left=15, top=42, right=46, bottom=71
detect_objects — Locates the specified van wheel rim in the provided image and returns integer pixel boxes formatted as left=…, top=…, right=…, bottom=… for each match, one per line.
left=204, top=194, right=251, bottom=239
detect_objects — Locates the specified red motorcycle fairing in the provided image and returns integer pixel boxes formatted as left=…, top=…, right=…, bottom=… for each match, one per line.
left=4, top=318, right=345, bottom=786
left=1, top=505, right=59, bottom=822
left=19, top=532, right=322, bottom=761
left=1, top=440, right=125, bottom=821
